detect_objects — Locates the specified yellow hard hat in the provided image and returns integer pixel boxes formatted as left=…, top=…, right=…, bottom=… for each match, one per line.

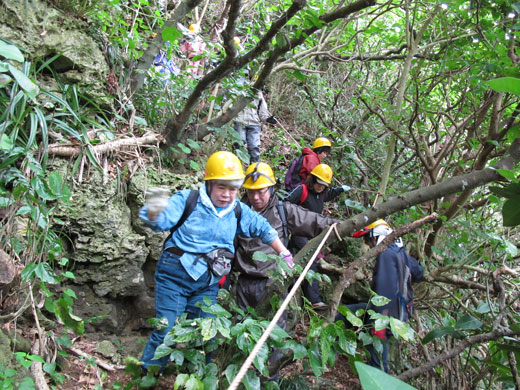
left=312, top=137, right=332, bottom=149
left=367, top=219, right=390, bottom=230
left=189, top=24, right=200, bottom=33
left=204, top=151, right=245, bottom=181
left=233, top=36, right=241, bottom=45
left=310, top=164, right=333, bottom=185
left=353, top=219, right=391, bottom=238
left=243, top=162, right=276, bottom=189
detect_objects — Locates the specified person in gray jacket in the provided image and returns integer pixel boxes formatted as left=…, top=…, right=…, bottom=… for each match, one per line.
left=234, top=90, right=276, bottom=163
left=234, top=162, right=340, bottom=311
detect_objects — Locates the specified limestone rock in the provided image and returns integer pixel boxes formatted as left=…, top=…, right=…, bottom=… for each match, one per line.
left=0, top=0, right=110, bottom=105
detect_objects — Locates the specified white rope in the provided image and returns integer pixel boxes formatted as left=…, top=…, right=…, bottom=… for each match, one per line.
left=227, top=223, right=339, bottom=390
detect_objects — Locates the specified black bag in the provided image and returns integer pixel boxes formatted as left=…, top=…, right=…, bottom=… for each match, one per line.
left=202, top=249, right=234, bottom=277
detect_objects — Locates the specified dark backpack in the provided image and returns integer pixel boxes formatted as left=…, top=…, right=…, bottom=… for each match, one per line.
left=284, top=155, right=304, bottom=191
left=396, top=251, right=415, bottom=322
left=163, top=189, right=242, bottom=248
left=276, top=199, right=289, bottom=247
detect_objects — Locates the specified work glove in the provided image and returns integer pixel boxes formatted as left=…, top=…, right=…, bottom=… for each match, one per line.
left=266, top=115, right=277, bottom=124
left=341, top=185, right=351, bottom=192
left=279, top=250, right=295, bottom=268
left=371, top=328, right=387, bottom=341
left=145, top=187, right=171, bottom=216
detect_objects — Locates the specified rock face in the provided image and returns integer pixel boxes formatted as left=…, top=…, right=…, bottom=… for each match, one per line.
left=51, top=158, right=203, bottom=333
left=0, top=0, right=110, bottom=105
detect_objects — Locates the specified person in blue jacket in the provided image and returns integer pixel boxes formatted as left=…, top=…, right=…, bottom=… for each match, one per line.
left=336, top=219, right=423, bottom=373
left=138, top=151, right=294, bottom=374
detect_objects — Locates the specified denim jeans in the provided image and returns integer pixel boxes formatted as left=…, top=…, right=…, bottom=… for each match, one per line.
left=234, top=123, right=261, bottom=163
left=140, top=251, right=218, bottom=370
left=335, top=303, right=389, bottom=373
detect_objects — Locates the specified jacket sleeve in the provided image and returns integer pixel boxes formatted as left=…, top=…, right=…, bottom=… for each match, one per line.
left=257, top=95, right=270, bottom=122
left=285, top=185, right=303, bottom=204
left=404, top=252, right=424, bottom=283
left=284, top=202, right=340, bottom=237
left=324, top=186, right=344, bottom=202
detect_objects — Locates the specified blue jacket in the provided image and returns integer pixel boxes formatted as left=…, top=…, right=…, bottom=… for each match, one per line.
left=139, top=185, right=278, bottom=281
left=372, top=244, right=423, bottom=320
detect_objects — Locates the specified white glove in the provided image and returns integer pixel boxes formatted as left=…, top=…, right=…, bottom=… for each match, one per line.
left=145, top=187, right=171, bottom=216
left=341, top=185, right=351, bottom=192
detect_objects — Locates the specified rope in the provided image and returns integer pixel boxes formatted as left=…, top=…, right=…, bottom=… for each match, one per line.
left=227, top=223, right=339, bottom=390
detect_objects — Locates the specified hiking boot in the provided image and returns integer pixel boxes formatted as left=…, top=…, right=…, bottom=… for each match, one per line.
left=312, top=302, right=328, bottom=311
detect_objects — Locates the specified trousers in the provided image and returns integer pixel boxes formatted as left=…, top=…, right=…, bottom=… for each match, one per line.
left=140, top=251, right=218, bottom=370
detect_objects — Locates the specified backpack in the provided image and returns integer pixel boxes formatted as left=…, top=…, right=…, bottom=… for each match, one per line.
left=396, top=251, right=415, bottom=322
left=276, top=199, right=289, bottom=246
left=163, top=189, right=242, bottom=248
left=284, top=155, right=304, bottom=191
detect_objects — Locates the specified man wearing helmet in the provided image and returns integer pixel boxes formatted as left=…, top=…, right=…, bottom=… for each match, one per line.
left=285, top=163, right=350, bottom=310
left=234, top=162, right=340, bottom=312
left=298, top=137, right=332, bottom=182
left=138, top=151, right=293, bottom=374
left=337, top=219, right=424, bottom=372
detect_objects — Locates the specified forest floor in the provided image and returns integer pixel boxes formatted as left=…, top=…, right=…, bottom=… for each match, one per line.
left=53, top=325, right=362, bottom=390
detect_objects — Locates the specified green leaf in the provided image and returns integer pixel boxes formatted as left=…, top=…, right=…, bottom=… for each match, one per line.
left=496, top=169, right=518, bottom=181
left=283, top=340, right=307, bottom=359
left=507, top=124, right=519, bottom=143
left=454, top=314, right=483, bottom=330
left=224, top=364, right=238, bottom=385
left=189, top=160, right=201, bottom=170
left=503, top=196, right=520, bottom=226
left=355, top=361, right=417, bottom=389
left=202, top=375, right=218, bottom=390
left=389, top=318, right=414, bottom=341
left=19, top=377, right=36, bottom=390
left=162, top=26, right=182, bottom=43
left=185, top=374, right=204, bottom=390
left=370, top=295, right=390, bottom=307
left=252, top=251, right=270, bottom=262
left=34, top=263, right=59, bottom=284
left=0, top=134, right=14, bottom=151
left=0, top=40, right=24, bottom=62
left=140, top=374, right=158, bottom=388
left=177, top=143, right=191, bottom=154
left=170, top=350, right=184, bottom=366
left=291, top=70, right=307, bottom=82
left=344, top=199, right=366, bottom=211
left=421, top=327, right=466, bottom=344
left=186, top=138, right=201, bottom=150
left=153, top=344, right=175, bottom=359
left=485, top=77, right=520, bottom=95
left=504, top=239, right=518, bottom=256
left=8, top=64, right=39, bottom=100
left=243, top=369, right=260, bottom=390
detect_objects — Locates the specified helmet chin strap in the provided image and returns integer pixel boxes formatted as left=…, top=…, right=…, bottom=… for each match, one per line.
left=205, top=181, right=213, bottom=197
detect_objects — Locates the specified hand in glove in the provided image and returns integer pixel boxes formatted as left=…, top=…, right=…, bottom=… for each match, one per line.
left=145, top=187, right=171, bottom=217
left=266, top=115, right=277, bottom=124
left=279, top=250, right=295, bottom=268
left=341, top=185, right=351, bottom=192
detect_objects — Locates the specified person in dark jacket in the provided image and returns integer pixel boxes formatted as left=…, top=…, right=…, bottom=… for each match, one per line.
left=285, top=164, right=350, bottom=310
left=234, top=162, right=340, bottom=311
left=298, top=137, right=332, bottom=182
left=336, top=219, right=424, bottom=372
